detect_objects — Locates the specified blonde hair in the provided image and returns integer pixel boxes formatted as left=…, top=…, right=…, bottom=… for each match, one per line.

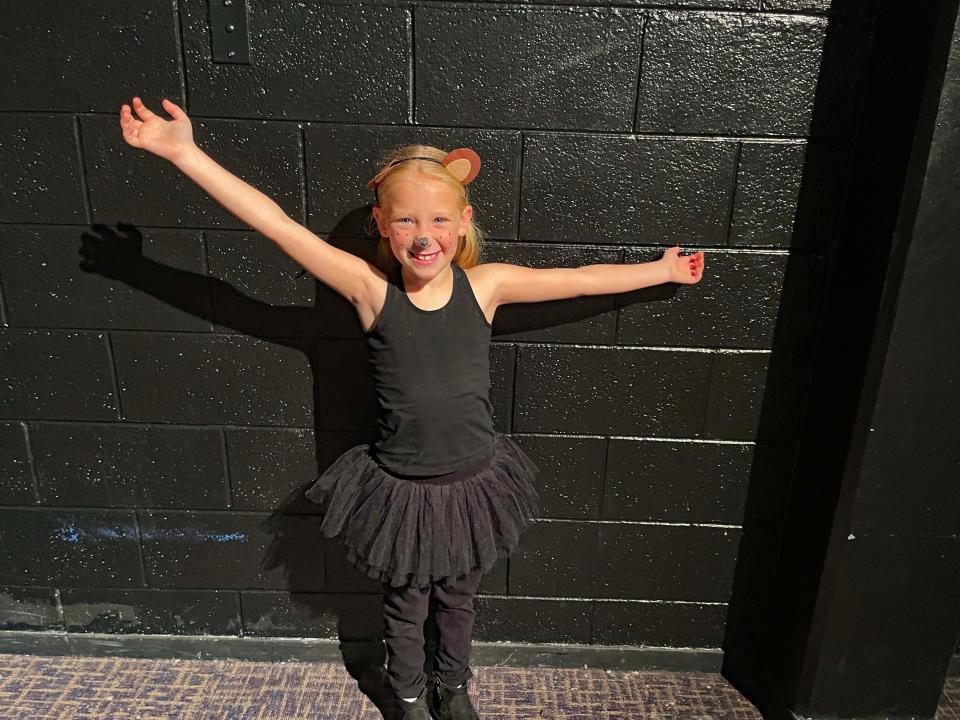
left=365, top=144, right=486, bottom=274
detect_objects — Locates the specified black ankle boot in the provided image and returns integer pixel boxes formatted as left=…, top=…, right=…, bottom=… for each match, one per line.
left=430, top=675, right=480, bottom=720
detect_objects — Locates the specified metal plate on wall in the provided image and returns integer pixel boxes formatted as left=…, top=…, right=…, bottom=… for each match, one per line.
left=209, top=0, right=249, bottom=64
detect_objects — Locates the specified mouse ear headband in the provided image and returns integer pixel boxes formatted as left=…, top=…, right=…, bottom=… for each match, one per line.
left=366, top=148, right=481, bottom=200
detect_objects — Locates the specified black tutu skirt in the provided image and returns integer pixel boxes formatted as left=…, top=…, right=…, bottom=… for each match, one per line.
left=304, top=432, right=541, bottom=588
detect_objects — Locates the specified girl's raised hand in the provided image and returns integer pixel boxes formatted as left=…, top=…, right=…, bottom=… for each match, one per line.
left=659, top=245, right=704, bottom=285
left=119, top=97, right=195, bottom=164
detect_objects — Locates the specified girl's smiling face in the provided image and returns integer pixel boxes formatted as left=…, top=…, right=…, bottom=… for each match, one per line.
left=372, top=176, right=473, bottom=279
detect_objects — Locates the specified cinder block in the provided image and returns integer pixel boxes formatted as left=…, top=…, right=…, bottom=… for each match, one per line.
left=0, top=329, right=118, bottom=421
left=514, top=344, right=710, bottom=436
left=416, top=5, right=643, bottom=131
left=31, top=422, right=229, bottom=509
left=474, top=596, right=592, bottom=644
left=595, top=524, right=740, bottom=601
left=2, top=3, right=179, bottom=114
left=591, top=599, right=728, bottom=647
left=602, top=438, right=752, bottom=524
left=521, top=133, right=737, bottom=246
left=0, top=116, right=84, bottom=224
left=636, top=11, right=827, bottom=135
left=228, top=426, right=320, bottom=512
left=513, top=434, right=606, bottom=520
left=111, top=332, right=313, bottom=425
left=510, top=520, right=601, bottom=597
left=730, top=141, right=807, bottom=248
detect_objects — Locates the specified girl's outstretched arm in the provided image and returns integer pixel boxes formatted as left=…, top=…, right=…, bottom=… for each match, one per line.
left=119, top=96, right=378, bottom=306
left=486, top=246, right=704, bottom=306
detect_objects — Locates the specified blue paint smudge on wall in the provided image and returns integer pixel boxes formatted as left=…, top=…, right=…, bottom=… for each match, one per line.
left=53, top=525, right=135, bottom=543
left=140, top=529, right=248, bottom=543
left=53, top=525, right=247, bottom=543
left=54, top=526, right=80, bottom=542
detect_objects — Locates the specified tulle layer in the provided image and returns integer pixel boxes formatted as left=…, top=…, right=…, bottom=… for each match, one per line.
left=304, top=432, right=541, bottom=588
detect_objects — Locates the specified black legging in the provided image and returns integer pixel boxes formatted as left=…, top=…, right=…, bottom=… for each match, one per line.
left=382, top=568, right=484, bottom=699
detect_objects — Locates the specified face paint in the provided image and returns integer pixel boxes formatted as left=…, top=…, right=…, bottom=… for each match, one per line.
left=377, top=177, right=471, bottom=278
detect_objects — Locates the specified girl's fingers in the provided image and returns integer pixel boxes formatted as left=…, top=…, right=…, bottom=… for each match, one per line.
left=131, top=96, right=157, bottom=121
left=162, top=98, right=185, bottom=119
left=119, top=109, right=142, bottom=146
left=120, top=107, right=135, bottom=130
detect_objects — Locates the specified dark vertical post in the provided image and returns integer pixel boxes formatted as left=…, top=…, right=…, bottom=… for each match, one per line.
left=725, top=0, right=960, bottom=717
left=800, top=2, right=960, bottom=712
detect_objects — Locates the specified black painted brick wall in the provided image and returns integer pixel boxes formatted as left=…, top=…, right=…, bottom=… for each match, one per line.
left=0, top=0, right=869, bottom=650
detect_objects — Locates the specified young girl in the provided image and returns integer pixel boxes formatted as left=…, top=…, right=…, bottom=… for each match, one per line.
left=119, top=96, right=705, bottom=720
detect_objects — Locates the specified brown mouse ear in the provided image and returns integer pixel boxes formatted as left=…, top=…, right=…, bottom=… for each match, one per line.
left=442, top=148, right=481, bottom=185
left=366, top=165, right=392, bottom=190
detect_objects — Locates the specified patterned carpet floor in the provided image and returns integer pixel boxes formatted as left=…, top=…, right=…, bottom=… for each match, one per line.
left=0, top=653, right=956, bottom=719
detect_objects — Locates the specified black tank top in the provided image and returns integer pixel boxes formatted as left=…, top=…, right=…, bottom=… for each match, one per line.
left=364, top=262, right=496, bottom=476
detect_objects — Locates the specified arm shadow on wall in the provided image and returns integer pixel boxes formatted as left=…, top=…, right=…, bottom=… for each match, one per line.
left=718, top=2, right=880, bottom=715
left=77, top=204, right=649, bottom=716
